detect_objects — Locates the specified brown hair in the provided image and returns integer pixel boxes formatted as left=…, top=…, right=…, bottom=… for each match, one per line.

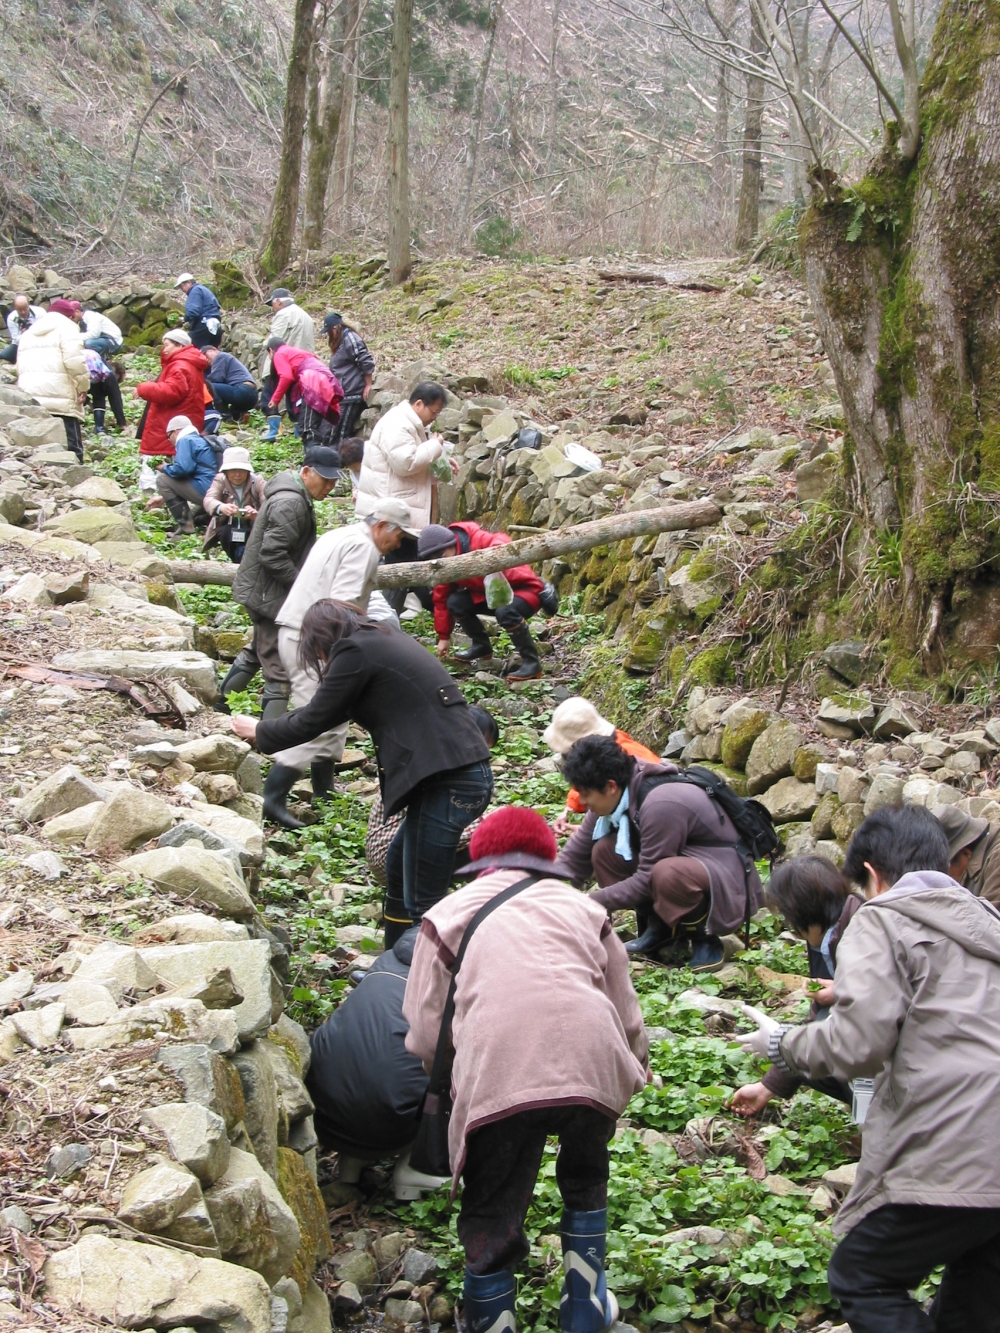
left=297, top=598, right=389, bottom=679
left=765, top=856, right=853, bottom=934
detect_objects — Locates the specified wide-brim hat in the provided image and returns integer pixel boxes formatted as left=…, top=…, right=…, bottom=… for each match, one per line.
left=221, top=446, right=253, bottom=472
left=932, top=804, right=989, bottom=858
left=542, top=696, right=616, bottom=754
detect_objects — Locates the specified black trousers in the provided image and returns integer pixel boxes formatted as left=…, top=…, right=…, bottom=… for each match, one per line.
left=458, top=1106, right=614, bottom=1277
left=190, top=322, right=222, bottom=349
left=382, top=535, right=434, bottom=614
left=58, top=417, right=83, bottom=460
left=332, top=397, right=365, bottom=447
left=447, top=587, right=536, bottom=632
left=91, top=376, right=126, bottom=428
left=828, top=1203, right=1000, bottom=1332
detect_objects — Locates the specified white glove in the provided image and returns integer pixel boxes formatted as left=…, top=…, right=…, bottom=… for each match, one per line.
left=737, top=1003, right=781, bottom=1058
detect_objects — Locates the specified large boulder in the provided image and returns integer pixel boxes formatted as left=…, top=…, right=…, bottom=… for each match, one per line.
left=7, top=416, right=65, bottom=449
left=15, top=765, right=107, bottom=823
left=139, top=939, right=273, bottom=1041
left=84, top=787, right=174, bottom=854
left=231, top=1043, right=280, bottom=1178
left=205, top=1148, right=301, bottom=1285
left=73, top=941, right=158, bottom=991
left=745, top=721, right=806, bottom=796
left=157, top=1043, right=247, bottom=1130
left=757, top=776, right=819, bottom=823
left=51, top=649, right=219, bottom=703
left=276, top=1145, right=332, bottom=1293
left=174, top=734, right=251, bottom=774
left=142, top=1102, right=231, bottom=1185
left=719, top=702, right=771, bottom=771
left=119, top=846, right=255, bottom=921
left=41, top=800, right=107, bottom=846
left=817, top=694, right=876, bottom=737
left=43, top=507, right=137, bottom=545
left=43, top=1233, right=271, bottom=1333
left=118, top=1162, right=203, bottom=1232
left=71, top=476, right=128, bottom=506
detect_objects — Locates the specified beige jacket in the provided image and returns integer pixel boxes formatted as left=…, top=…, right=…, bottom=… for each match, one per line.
left=355, top=400, right=443, bottom=529
left=16, top=312, right=89, bottom=419
left=275, top=521, right=380, bottom=632
left=778, top=871, right=1000, bottom=1235
left=403, top=869, right=648, bottom=1179
left=260, top=302, right=315, bottom=377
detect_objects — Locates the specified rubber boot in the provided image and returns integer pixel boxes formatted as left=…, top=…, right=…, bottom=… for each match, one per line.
left=453, top=613, right=494, bottom=663
left=463, top=1267, right=517, bottom=1333
left=560, top=1209, right=618, bottom=1333
left=261, top=415, right=281, bottom=441
left=505, top=623, right=543, bottom=682
left=382, top=892, right=413, bottom=949
left=260, top=682, right=290, bottom=721
left=93, top=408, right=106, bottom=435
left=214, top=655, right=259, bottom=714
left=263, top=763, right=306, bottom=830
left=689, top=919, right=725, bottom=974
left=392, top=1147, right=450, bottom=1201
left=311, top=759, right=335, bottom=800
left=166, top=498, right=194, bottom=539
left=625, top=912, right=672, bottom=956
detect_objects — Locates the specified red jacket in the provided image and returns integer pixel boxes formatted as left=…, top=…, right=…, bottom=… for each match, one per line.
left=432, top=521, right=545, bottom=638
left=270, top=345, right=343, bottom=421
left=136, top=345, right=208, bottom=457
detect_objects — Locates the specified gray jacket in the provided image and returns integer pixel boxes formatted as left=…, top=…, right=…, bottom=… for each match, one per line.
left=776, top=871, right=1000, bottom=1235
left=231, top=472, right=316, bottom=620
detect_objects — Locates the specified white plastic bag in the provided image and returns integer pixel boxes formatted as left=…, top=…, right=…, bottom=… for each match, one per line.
left=484, top=572, right=513, bottom=610
left=139, top=459, right=158, bottom=494
left=564, top=441, right=603, bottom=472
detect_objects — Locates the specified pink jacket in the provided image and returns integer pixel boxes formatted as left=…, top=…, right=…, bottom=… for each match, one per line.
left=403, top=869, right=648, bottom=1179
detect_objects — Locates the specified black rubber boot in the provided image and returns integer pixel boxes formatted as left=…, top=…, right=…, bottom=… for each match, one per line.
left=260, top=684, right=290, bottom=721
left=215, top=653, right=260, bottom=713
left=453, top=613, right=494, bottom=662
left=689, top=922, right=725, bottom=973
left=311, top=760, right=335, bottom=800
left=263, top=763, right=306, bottom=830
left=93, top=408, right=106, bottom=435
left=505, top=622, right=543, bottom=681
left=382, top=891, right=414, bottom=948
left=625, top=913, right=672, bottom=956
left=166, top=498, right=194, bottom=539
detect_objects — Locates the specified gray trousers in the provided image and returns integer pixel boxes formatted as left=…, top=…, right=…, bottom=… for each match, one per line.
left=272, top=626, right=348, bottom=771
left=156, top=472, right=206, bottom=514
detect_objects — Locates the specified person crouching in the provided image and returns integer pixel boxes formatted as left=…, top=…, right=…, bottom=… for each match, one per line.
left=403, top=806, right=648, bottom=1333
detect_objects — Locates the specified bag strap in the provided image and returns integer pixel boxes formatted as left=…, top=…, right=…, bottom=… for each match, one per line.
left=425, top=874, right=540, bottom=1096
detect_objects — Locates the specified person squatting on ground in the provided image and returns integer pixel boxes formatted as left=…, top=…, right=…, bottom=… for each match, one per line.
left=230, top=600, right=493, bottom=934
left=260, top=288, right=314, bottom=440
left=202, top=446, right=266, bottom=563
left=203, top=344, right=258, bottom=422
left=228, top=450, right=340, bottom=718
left=15, top=298, right=89, bottom=461
left=403, top=806, right=649, bottom=1333
left=730, top=856, right=861, bottom=1116
left=355, top=381, right=457, bottom=615
left=933, top=801, right=1000, bottom=904
left=543, top=697, right=660, bottom=836
left=174, top=273, right=223, bottom=348
left=552, top=736, right=765, bottom=972
left=324, top=312, right=374, bottom=446
left=740, top=805, right=1000, bottom=1333
left=307, top=926, right=449, bottom=1202
left=0, top=294, right=44, bottom=363
left=419, top=520, right=557, bottom=683
left=134, top=329, right=207, bottom=462
left=73, top=304, right=122, bottom=360
left=261, top=496, right=420, bottom=829
left=84, top=350, right=126, bottom=434
left=152, top=416, right=219, bottom=538
left=264, top=336, right=344, bottom=451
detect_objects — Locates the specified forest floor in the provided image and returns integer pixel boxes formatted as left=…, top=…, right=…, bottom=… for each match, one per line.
left=0, top=254, right=885, bottom=1333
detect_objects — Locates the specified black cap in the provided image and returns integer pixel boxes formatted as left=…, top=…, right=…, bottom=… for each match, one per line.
left=322, top=312, right=344, bottom=333
left=265, top=287, right=292, bottom=303
left=264, top=335, right=284, bottom=351
left=302, top=446, right=342, bottom=480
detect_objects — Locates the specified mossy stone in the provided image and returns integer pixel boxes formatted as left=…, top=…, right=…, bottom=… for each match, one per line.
left=811, top=792, right=841, bottom=840
left=831, top=801, right=865, bottom=843
left=697, top=762, right=750, bottom=797
left=688, top=644, right=735, bottom=687
left=276, top=1147, right=332, bottom=1295
left=792, top=744, right=826, bottom=781
left=143, top=582, right=184, bottom=614
left=720, top=708, right=770, bottom=771
left=667, top=645, right=688, bottom=683
left=623, top=616, right=671, bottom=673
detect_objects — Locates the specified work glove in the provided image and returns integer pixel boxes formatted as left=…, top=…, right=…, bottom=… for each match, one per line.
left=737, top=1003, right=781, bottom=1058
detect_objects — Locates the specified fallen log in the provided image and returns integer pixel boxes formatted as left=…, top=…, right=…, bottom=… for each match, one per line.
left=596, top=269, right=724, bottom=293
left=162, top=499, right=721, bottom=591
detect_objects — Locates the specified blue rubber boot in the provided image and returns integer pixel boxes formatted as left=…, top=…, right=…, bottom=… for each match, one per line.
left=261, top=415, right=280, bottom=441
left=560, top=1210, right=618, bottom=1333
left=463, top=1267, right=516, bottom=1333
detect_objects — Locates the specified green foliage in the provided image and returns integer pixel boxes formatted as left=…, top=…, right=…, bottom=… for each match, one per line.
left=475, top=216, right=524, bottom=256
left=692, top=363, right=737, bottom=425
left=756, top=201, right=807, bottom=273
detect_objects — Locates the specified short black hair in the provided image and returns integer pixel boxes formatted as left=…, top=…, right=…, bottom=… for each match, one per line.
left=468, top=705, right=499, bottom=748
left=562, top=735, right=636, bottom=794
left=843, top=805, right=951, bottom=887
left=766, top=856, right=853, bottom=934
left=410, top=380, right=446, bottom=408
left=339, top=437, right=364, bottom=467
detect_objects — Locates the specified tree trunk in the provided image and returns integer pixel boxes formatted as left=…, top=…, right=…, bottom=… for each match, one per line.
left=163, top=500, right=721, bottom=590
left=801, top=0, right=1000, bottom=648
left=387, top=0, right=413, bottom=285
left=302, top=5, right=346, bottom=254
left=547, top=0, right=560, bottom=163
left=709, top=0, right=737, bottom=224
left=329, top=0, right=362, bottom=229
left=734, top=0, right=766, bottom=250
left=457, top=0, right=502, bottom=248
left=258, top=0, right=317, bottom=279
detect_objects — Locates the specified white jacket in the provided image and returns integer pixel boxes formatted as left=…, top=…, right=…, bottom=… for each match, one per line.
left=81, top=310, right=122, bottom=345
left=275, top=522, right=380, bottom=632
left=260, top=302, right=315, bottom=379
left=355, top=400, right=443, bottom=529
left=16, top=312, right=89, bottom=420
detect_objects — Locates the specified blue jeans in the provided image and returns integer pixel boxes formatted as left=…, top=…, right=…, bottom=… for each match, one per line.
left=211, top=381, right=258, bottom=418
left=0, top=343, right=17, bottom=363
left=386, top=760, right=493, bottom=923
left=84, top=335, right=120, bottom=359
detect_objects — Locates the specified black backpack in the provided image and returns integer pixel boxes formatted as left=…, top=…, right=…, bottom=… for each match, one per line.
left=635, top=766, right=780, bottom=947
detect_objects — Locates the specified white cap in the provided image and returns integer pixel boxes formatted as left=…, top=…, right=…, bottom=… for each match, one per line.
left=542, top=697, right=616, bottom=754
left=163, top=328, right=191, bottom=346
left=174, top=273, right=195, bottom=287
left=166, top=415, right=196, bottom=436
left=366, top=496, right=419, bottom=537
left=221, top=446, right=253, bottom=472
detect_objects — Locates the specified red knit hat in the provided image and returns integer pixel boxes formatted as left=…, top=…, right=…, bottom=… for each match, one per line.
left=49, top=298, right=78, bottom=318
left=468, top=806, right=557, bottom=865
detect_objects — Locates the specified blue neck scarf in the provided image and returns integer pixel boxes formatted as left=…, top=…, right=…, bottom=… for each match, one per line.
left=593, top=788, right=633, bottom=862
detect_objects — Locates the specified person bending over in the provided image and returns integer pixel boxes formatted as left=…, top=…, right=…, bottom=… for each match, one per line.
left=203, top=344, right=258, bottom=422
left=740, top=805, right=1000, bottom=1333
left=552, top=735, right=764, bottom=972
left=543, top=696, right=659, bottom=835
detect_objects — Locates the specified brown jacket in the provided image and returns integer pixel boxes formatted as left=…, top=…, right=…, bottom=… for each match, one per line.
left=201, top=471, right=267, bottom=549
left=403, top=869, right=648, bottom=1178
left=553, top=759, right=765, bottom=936
left=965, top=826, right=1000, bottom=906
left=776, top=872, right=1000, bottom=1235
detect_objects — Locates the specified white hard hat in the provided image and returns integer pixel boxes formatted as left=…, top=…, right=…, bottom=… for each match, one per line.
left=174, top=273, right=195, bottom=287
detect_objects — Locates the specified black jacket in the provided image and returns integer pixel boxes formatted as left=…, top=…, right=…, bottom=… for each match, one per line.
left=232, top=472, right=316, bottom=620
left=255, top=622, right=491, bottom=814
left=307, top=930, right=428, bottom=1154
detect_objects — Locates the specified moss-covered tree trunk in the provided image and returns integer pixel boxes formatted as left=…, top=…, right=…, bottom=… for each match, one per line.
left=802, top=2, right=1000, bottom=653
left=259, top=0, right=317, bottom=280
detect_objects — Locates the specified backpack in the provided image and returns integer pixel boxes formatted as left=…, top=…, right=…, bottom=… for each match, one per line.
left=635, top=766, right=780, bottom=947
left=202, top=433, right=227, bottom=463
left=299, top=359, right=345, bottom=422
